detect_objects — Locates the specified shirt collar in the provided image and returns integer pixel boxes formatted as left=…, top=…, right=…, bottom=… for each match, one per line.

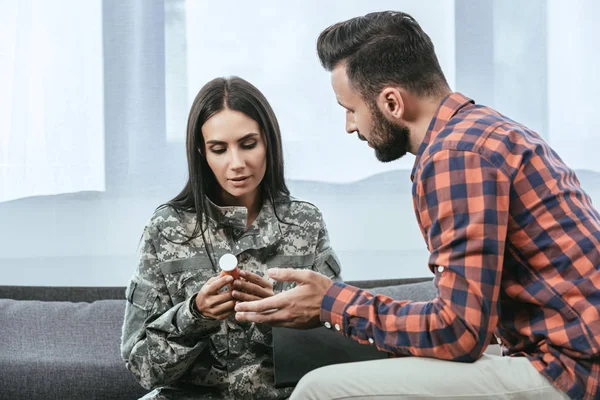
left=410, top=92, right=474, bottom=181
left=204, top=195, right=282, bottom=248
left=205, top=196, right=249, bottom=231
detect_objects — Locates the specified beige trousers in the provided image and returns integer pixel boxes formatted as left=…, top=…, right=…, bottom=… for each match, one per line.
left=289, top=352, right=569, bottom=400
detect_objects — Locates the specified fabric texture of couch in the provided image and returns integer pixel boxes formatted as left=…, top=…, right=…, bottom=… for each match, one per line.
left=0, top=277, right=435, bottom=400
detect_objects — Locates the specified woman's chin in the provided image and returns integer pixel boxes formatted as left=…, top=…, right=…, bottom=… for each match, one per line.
left=224, top=185, right=259, bottom=201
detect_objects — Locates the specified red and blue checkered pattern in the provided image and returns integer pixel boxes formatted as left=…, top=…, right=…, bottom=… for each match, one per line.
left=321, top=93, right=600, bottom=400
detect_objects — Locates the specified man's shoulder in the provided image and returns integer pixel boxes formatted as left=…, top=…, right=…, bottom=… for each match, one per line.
left=426, top=105, right=536, bottom=168
left=439, top=105, right=510, bottom=146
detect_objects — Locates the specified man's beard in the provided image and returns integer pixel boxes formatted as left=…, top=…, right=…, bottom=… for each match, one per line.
left=368, top=105, right=410, bottom=163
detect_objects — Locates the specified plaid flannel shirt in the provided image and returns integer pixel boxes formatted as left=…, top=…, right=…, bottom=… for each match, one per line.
left=321, top=93, right=600, bottom=399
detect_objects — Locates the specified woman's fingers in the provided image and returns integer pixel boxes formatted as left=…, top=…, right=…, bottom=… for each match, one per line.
left=231, top=290, right=262, bottom=302
left=232, top=279, right=274, bottom=299
left=239, top=270, right=273, bottom=289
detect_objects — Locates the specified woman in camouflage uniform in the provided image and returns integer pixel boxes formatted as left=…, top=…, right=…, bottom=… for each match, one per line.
left=121, top=76, right=342, bottom=400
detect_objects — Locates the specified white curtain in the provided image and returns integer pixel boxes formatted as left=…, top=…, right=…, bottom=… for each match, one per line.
left=166, top=0, right=456, bottom=183
left=0, top=0, right=105, bottom=203
left=547, top=0, right=600, bottom=169
left=3, top=0, right=600, bottom=286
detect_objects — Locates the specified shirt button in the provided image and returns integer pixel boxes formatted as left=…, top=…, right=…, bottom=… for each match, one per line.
left=334, top=324, right=340, bottom=331
left=368, top=338, right=374, bottom=344
left=437, top=265, right=444, bottom=273
left=324, top=322, right=332, bottom=329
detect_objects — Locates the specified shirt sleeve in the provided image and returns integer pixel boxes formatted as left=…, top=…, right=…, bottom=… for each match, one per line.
left=320, top=150, right=510, bottom=362
left=312, top=212, right=343, bottom=282
left=120, top=221, right=221, bottom=390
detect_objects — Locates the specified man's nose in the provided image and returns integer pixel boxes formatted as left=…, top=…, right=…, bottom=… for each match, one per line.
left=345, top=113, right=357, bottom=134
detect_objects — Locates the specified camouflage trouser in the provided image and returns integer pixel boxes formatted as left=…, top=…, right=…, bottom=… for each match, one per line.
left=139, top=386, right=218, bottom=400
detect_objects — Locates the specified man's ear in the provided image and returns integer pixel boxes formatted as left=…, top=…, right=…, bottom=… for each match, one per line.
left=376, top=87, right=405, bottom=120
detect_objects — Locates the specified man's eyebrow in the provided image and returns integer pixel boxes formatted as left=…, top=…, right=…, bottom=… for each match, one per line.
left=337, top=100, right=352, bottom=110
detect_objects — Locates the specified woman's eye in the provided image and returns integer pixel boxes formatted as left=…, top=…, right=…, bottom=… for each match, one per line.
left=241, top=141, right=257, bottom=150
left=211, top=148, right=226, bottom=154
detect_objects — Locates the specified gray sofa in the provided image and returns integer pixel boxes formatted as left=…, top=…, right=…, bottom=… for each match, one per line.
left=0, top=278, right=438, bottom=400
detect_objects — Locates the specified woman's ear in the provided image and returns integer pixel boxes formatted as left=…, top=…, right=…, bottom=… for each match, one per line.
left=376, top=87, right=405, bottom=121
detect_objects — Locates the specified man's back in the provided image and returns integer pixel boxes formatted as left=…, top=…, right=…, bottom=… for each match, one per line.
left=413, top=92, right=600, bottom=398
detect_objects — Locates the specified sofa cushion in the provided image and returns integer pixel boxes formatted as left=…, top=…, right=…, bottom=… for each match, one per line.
left=0, top=298, right=147, bottom=400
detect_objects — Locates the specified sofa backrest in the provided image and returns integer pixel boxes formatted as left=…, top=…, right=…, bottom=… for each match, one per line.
left=0, top=286, right=125, bottom=302
left=0, top=277, right=433, bottom=302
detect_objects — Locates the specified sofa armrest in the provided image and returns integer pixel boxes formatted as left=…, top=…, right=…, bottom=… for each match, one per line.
left=272, top=326, right=388, bottom=388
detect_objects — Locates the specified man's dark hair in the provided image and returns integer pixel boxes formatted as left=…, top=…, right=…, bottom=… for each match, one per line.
left=317, top=11, right=449, bottom=101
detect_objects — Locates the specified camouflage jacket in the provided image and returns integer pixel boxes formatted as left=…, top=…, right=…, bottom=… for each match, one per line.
left=121, top=196, right=342, bottom=400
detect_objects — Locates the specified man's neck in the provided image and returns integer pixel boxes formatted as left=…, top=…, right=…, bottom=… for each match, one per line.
left=406, top=91, right=451, bottom=155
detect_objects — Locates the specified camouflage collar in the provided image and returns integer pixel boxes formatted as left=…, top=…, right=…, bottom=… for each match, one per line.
left=205, top=196, right=249, bottom=231
left=204, top=197, right=282, bottom=250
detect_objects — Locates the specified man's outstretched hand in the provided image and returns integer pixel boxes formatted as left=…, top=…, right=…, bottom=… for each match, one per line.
left=234, top=268, right=334, bottom=329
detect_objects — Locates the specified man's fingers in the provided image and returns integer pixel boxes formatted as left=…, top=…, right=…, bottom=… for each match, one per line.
left=239, top=270, right=273, bottom=289
left=235, top=309, right=288, bottom=326
left=235, top=292, right=287, bottom=313
left=268, top=268, right=314, bottom=284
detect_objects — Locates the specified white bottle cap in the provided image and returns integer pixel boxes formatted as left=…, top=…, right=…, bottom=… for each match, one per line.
left=218, top=253, right=238, bottom=272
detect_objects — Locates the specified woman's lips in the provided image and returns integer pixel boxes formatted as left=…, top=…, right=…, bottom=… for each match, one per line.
left=229, top=176, right=250, bottom=187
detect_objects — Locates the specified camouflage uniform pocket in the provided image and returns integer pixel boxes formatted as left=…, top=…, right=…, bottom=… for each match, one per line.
left=126, top=280, right=158, bottom=311
left=315, top=253, right=342, bottom=279
left=265, top=254, right=315, bottom=269
left=159, top=255, right=216, bottom=305
left=122, top=280, right=160, bottom=360
left=247, top=323, right=272, bottom=347
left=266, top=254, right=315, bottom=292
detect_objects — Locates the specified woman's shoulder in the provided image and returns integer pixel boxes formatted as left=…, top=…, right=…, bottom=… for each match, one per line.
left=272, top=196, right=325, bottom=224
left=143, top=204, right=195, bottom=235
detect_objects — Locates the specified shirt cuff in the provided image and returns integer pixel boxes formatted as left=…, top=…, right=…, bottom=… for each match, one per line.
left=320, top=281, right=362, bottom=336
left=175, top=294, right=221, bottom=335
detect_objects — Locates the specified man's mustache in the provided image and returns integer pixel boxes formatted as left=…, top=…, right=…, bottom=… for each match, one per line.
left=357, top=133, right=367, bottom=142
